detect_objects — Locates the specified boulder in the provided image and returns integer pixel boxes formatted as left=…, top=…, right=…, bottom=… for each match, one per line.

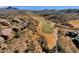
left=66, top=32, right=78, bottom=38
left=0, top=18, right=10, bottom=26
left=0, top=28, right=12, bottom=36
left=0, top=37, right=4, bottom=42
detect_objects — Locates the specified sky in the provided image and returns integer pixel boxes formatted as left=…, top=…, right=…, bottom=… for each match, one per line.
left=15, top=6, right=79, bottom=10
left=1, top=6, right=79, bottom=10
left=0, top=0, right=78, bottom=6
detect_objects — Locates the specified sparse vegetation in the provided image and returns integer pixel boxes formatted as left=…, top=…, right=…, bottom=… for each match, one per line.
left=42, top=22, right=53, bottom=33
left=0, top=7, right=79, bottom=53
left=15, top=32, right=21, bottom=38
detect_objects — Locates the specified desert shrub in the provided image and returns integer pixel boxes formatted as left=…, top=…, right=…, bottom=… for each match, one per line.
left=42, top=22, right=53, bottom=33
left=15, top=32, right=21, bottom=38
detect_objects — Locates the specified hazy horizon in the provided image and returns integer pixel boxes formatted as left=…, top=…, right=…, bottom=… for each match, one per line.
left=15, top=6, right=79, bottom=10
left=0, top=6, right=79, bottom=10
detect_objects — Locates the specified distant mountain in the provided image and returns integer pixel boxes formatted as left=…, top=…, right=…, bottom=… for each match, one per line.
left=0, top=6, right=18, bottom=10
left=5, top=6, right=18, bottom=10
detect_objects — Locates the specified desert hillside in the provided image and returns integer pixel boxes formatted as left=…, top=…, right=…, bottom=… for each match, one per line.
left=0, top=7, right=79, bottom=53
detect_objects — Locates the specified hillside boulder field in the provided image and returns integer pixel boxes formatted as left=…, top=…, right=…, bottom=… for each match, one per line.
left=0, top=7, right=79, bottom=53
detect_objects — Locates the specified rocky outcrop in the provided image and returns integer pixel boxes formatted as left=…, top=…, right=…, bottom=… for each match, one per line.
left=57, top=29, right=79, bottom=53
